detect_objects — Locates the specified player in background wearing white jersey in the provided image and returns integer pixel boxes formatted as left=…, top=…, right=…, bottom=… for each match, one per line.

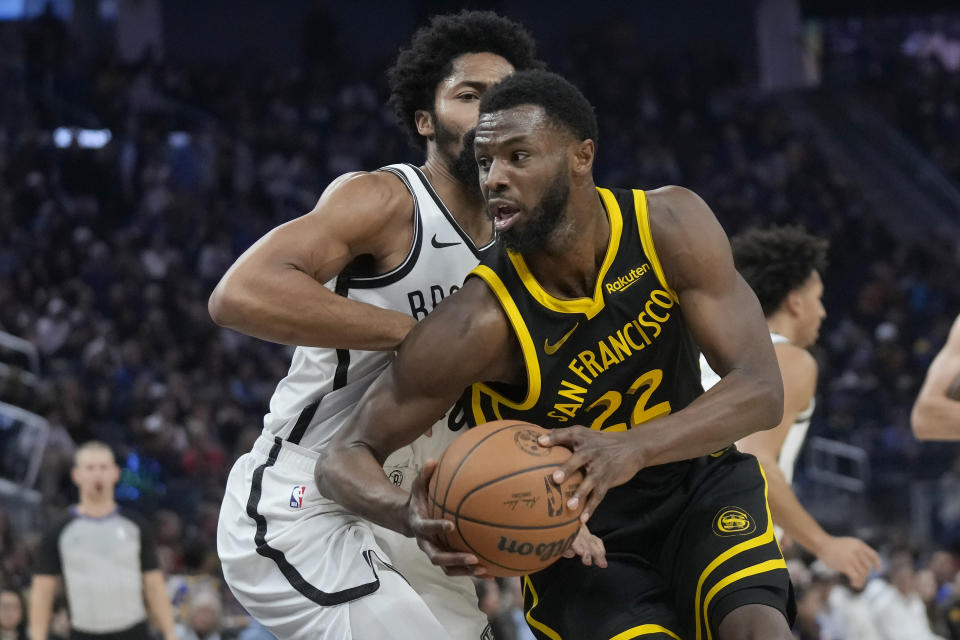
left=209, top=11, right=600, bottom=640
left=701, top=226, right=881, bottom=589
left=912, top=314, right=960, bottom=439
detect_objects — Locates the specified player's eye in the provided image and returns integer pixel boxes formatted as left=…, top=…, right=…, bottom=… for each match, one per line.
left=512, top=151, right=529, bottom=163
left=477, top=157, right=490, bottom=169
left=458, top=93, right=480, bottom=101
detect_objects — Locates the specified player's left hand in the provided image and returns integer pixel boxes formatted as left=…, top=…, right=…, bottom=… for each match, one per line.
left=563, top=523, right=607, bottom=568
left=406, top=459, right=489, bottom=578
left=538, top=426, right=645, bottom=523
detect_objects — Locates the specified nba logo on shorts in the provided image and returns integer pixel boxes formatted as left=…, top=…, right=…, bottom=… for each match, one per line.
left=289, top=485, right=306, bottom=509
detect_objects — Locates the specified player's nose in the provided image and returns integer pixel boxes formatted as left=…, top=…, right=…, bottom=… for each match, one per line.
left=484, top=158, right=509, bottom=192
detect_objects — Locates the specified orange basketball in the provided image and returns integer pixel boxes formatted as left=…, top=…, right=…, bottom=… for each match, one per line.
left=428, top=420, right=584, bottom=577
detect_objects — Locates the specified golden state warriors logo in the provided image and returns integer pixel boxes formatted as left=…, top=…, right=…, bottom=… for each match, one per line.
left=712, top=506, right=756, bottom=537
left=514, top=429, right=550, bottom=457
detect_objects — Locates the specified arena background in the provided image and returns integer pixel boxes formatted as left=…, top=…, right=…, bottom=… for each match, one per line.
left=2, top=0, right=960, bottom=637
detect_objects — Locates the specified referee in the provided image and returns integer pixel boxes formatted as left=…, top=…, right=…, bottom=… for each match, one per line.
left=28, top=442, right=177, bottom=640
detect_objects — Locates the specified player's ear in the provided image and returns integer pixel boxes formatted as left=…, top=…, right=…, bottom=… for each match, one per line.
left=785, top=289, right=804, bottom=317
left=415, top=110, right=435, bottom=140
left=571, top=139, right=595, bottom=176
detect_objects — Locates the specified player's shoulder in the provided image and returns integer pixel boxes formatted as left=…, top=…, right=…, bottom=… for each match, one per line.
left=313, top=169, right=415, bottom=223
left=643, top=185, right=713, bottom=226
left=406, top=276, right=519, bottom=383
left=433, top=276, right=507, bottom=335
left=774, top=342, right=818, bottom=382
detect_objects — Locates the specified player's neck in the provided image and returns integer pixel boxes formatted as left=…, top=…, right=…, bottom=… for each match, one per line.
left=420, top=157, right=492, bottom=245
left=767, top=315, right=798, bottom=344
left=523, top=188, right=608, bottom=300
left=77, top=495, right=117, bottom=518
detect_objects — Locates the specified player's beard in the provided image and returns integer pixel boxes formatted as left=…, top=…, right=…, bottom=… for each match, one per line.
left=500, top=171, right=571, bottom=253
left=435, top=117, right=481, bottom=196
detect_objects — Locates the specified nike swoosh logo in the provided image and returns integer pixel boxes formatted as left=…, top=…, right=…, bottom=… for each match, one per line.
left=544, top=323, right=579, bottom=356
left=431, top=234, right=461, bottom=248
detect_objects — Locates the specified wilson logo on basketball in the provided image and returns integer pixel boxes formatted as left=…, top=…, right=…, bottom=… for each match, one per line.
left=712, top=507, right=756, bottom=537
left=496, top=531, right=578, bottom=562
left=514, top=429, right=550, bottom=457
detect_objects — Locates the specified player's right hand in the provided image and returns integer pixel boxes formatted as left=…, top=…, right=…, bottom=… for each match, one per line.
left=406, top=459, right=489, bottom=577
left=817, top=535, right=882, bottom=589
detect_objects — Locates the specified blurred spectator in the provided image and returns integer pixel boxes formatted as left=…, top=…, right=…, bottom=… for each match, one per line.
left=826, top=578, right=883, bottom=639
left=862, top=550, right=946, bottom=639
left=0, top=586, right=26, bottom=640
left=176, top=590, right=227, bottom=640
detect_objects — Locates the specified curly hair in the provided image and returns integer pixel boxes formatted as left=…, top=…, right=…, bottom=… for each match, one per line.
left=478, top=70, right=598, bottom=146
left=387, top=10, right=542, bottom=149
left=731, top=225, right=829, bottom=317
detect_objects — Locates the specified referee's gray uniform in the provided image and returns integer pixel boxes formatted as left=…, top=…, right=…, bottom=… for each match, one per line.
left=33, top=507, right=158, bottom=640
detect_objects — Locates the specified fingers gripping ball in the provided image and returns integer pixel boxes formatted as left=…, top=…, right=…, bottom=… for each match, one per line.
left=428, top=420, right=583, bottom=577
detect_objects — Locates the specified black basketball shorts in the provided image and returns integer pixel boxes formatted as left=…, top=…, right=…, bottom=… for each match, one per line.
left=520, top=448, right=795, bottom=640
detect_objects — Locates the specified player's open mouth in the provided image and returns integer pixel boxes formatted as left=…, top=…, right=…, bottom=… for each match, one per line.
left=490, top=201, right=521, bottom=232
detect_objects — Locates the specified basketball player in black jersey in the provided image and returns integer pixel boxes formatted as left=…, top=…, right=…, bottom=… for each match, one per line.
left=319, top=70, right=795, bottom=638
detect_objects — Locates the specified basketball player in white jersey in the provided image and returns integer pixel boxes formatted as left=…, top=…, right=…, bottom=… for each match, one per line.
left=701, top=226, right=881, bottom=588
left=912, top=313, right=960, bottom=439
left=208, top=12, right=558, bottom=640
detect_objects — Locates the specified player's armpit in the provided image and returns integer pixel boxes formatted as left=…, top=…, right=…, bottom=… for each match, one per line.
left=208, top=170, right=417, bottom=350
left=738, top=345, right=817, bottom=461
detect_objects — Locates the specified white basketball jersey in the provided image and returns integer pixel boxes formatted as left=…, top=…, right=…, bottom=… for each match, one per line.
left=263, top=163, right=495, bottom=451
left=699, top=332, right=814, bottom=484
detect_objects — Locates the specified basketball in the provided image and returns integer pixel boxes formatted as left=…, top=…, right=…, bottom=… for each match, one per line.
left=428, top=420, right=584, bottom=577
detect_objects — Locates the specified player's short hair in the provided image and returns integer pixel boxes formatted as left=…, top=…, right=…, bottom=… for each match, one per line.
left=478, top=70, right=599, bottom=147
left=74, top=440, right=116, bottom=467
left=388, top=10, right=542, bottom=149
left=731, top=225, right=829, bottom=317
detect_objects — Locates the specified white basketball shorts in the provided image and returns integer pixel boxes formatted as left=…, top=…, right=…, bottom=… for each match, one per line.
left=217, top=431, right=490, bottom=640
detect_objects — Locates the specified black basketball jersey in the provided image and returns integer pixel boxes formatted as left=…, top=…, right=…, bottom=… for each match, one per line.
left=466, top=187, right=705, bottom=533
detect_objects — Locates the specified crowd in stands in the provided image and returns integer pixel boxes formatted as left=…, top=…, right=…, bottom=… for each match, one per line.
left=1, top=6, right=959, bottom=639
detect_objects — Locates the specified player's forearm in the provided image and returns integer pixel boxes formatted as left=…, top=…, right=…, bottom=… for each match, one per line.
left=911, top=398, right=960, bottom=440
left=209, top=267, right=414, bottom=350
left=638, top=369, right=783, bottom=467
left=754, top=454, right=829, bottom=553
left=316, top=444, right=412, bottom=535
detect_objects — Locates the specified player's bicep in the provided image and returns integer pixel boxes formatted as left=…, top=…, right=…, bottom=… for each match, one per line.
left=920, top=318, right=960, bottom=397
left=222, top=172, right=411, bottom=287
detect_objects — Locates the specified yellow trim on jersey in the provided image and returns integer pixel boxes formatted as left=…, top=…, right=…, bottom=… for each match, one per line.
left=468, top=265, right=542, bottom=423
left=702, top=558, right=788, bottom=640
left=693, top=460, right=778, bottom=640
left=504, top=187, right=623, bottom=320
left=610, top=625, right=683, bottom=640
left=522, top=576, right=563, bottom=640
left=634, top=189, right=678, bottom=302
